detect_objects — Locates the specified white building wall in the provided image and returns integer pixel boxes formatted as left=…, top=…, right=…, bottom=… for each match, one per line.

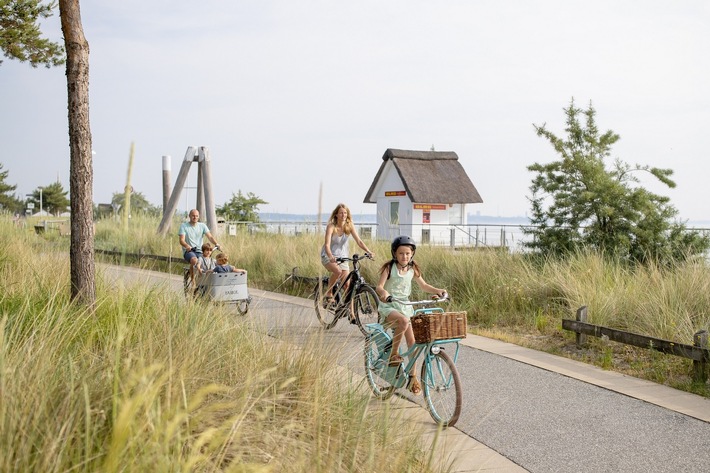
left=371, top=163, right=469, bottom=245
left=373, top=162, right=413, bottom=242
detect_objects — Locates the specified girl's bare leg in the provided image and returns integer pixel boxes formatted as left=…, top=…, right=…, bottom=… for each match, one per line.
left=387, top=311, right=410, bottom=364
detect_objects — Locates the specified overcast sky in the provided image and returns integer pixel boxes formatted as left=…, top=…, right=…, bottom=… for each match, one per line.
left=2, top=1, right=709, bottom=222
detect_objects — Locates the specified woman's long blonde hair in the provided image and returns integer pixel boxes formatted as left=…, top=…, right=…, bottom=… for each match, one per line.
left=328, top=203, right=353, bottom=235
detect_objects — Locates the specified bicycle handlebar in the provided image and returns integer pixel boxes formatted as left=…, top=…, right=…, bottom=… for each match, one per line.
left=385, top=292, right=449, bottom=305
left=335, top=253, right=374, bottom=263
left=190, top=244, right=220, bottom=253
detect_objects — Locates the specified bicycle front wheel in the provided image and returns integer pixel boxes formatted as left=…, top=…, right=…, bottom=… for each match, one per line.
left=353, top=285, right=379, bottom=336
left=313, top=279, right=339, bottom=328
left=421, top=349, right=462, bottom=427
left=364, top=335, right=396, bottom=400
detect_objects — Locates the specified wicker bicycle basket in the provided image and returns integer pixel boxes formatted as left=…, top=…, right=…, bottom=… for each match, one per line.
left=411, top=311, right=467, bottom=344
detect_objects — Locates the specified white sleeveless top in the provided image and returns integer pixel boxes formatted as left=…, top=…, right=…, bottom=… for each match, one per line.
left=321, top=231, right=349, bottom=259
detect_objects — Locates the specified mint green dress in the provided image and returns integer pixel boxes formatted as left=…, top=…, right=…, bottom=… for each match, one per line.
left=377, top=263, right=414, bottom=323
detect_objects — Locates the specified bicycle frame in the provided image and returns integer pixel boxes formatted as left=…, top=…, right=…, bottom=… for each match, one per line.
left=363, top=293, right=464, bottom=426
left=366, top=322, right=461, bottom=388
left=314, top=253, right=379, bottom=336
left=326, top=254, right=370, bottom=312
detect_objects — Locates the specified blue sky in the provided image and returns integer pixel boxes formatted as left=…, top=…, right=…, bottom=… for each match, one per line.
left=2, top=1, right=709, bottom=221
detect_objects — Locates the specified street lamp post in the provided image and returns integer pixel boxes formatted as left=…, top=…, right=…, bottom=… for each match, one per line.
left=26, top=188, right=43, bottom=216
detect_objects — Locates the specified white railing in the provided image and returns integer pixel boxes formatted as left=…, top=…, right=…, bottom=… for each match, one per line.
left=219, top=220, right=534, bottom=252
left=220, top=220, right=710, bottom=254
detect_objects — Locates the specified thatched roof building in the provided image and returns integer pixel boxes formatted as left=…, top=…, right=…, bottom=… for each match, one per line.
left=363, top=149, right=483, bottom=204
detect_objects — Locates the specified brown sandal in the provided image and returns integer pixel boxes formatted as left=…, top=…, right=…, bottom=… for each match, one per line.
left=407, top=375, right=422, bottom=395
left=388, top=354, right=404, bottom=366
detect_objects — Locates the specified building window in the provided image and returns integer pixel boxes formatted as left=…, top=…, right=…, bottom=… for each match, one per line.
left=390, top=201, right=399, bottom=225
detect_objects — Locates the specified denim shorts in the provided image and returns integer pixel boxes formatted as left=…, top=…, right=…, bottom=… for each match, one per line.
left=184, top=250, right=201, bottom=263
left=321, top=252, right=348, bottom=270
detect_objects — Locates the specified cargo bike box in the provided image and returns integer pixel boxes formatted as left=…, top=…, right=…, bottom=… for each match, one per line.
left=188, top=271, right=252, bottom=316
left=196, top=272, right=249, bottom=302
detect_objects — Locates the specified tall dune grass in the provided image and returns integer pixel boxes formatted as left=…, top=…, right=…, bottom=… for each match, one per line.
left=0, top=219, right=444, bottom=472
left=90, top=215, right=710, bottom=344
left=28, top=214, right=710, bottom=393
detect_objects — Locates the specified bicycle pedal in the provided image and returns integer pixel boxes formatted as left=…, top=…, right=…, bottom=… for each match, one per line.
left=322, top=297, right=335, bottom=309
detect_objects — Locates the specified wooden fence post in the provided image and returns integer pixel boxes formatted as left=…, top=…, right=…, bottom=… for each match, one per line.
left=693, top=330, right=708, bottom=383
left=575, top=306, right=588, bottom=348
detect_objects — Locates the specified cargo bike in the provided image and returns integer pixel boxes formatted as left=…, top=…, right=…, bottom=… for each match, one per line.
left=363, top=294, right=467, bottom=427
left=183, top=248, right=251, bottom=316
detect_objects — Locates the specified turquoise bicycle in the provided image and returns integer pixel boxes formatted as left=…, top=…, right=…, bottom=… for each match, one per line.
left=363, top=294, right=466, bottom=427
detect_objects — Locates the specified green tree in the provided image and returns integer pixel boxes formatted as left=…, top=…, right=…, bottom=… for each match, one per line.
left=3, top=0, right=95, bottom=305
left=217, top=190, right=268, bottom=223
left=523, top=99, right=709, bottom=264
left=111, top=190, right=160, bottom=217
left=0, top=162, right=23, bottom=212
left=0, top=0, right=65, bottom=68
left=27, top=181, right=69, bottom=215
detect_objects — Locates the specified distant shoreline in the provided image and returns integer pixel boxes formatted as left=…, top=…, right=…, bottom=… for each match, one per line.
left=258, top=213, right=710, bottom=228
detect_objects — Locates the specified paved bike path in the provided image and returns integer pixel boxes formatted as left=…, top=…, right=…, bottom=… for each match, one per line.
left=249, top=288, right=710, bottom=473
left=102, top=266, right=710, bottom=473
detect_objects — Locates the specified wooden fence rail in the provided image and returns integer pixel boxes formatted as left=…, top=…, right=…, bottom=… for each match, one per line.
left=96, top=248, right=177, bottom=264
left=284, top=267, right=321, bottom=287
left=96, top=248, right=323, bottom=289
left=563, top=306, right=709, bottom=383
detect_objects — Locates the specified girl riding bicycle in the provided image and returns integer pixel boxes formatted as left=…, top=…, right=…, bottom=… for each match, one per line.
left=375, top=235, right=447, bottom=396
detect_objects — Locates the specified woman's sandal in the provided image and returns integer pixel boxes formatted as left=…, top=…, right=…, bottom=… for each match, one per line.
left=388, top=354, right=404, bottom=366
left=407, top=375, right=422, bottom=396
left=322, top=295, right=334, bottom=308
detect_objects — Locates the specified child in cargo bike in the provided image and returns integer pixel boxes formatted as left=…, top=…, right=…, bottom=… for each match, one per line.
left=375, top=235, right=447, bottom=396
left=196, top=243, right=217, bottom=273
left=214, top=252, right=247, bottom=274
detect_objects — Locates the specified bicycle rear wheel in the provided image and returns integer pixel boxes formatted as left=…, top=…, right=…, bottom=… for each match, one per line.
left=235, top=298, right=249, bottom=316
left=353, top=285, right=379, bottom=336
left=421, top=349, right=462, bottom=427
left=364, top=336, right=396, bottom=400
left=313, top=279, right=339, bottom=328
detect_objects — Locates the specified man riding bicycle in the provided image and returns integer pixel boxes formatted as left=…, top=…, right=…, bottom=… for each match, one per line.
left=179, top=209, right=220, bottom=276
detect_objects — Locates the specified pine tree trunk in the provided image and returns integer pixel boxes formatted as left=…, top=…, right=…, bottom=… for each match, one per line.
left=60, top=0, right=95, bottom=306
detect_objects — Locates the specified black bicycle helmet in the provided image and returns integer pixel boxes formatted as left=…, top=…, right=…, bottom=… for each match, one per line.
left=391, top=235, right=416, bottom=259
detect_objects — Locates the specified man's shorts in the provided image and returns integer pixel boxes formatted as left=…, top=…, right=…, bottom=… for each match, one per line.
left=184, top=250, right=201, bottom=263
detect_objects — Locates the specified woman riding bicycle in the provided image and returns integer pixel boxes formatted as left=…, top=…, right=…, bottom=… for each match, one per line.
left=375, top=235, right=447, bottom=395
left=320, top=203, right=374, bottom=302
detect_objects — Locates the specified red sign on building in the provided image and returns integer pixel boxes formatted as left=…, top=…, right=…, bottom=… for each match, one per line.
left=413, top=204, right=447, bottom=210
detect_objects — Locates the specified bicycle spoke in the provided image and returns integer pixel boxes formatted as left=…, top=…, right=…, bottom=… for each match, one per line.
left=364, top=335, right=396, bottom=400
left=354, top=285, right=380, bottom=336
left=313, top=280, right=339, bottom=328
left=421, top=349, right=462, bottom=427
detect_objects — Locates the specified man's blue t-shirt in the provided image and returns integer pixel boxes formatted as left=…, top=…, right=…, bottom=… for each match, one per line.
left=179, top=222, right=210, bottom=253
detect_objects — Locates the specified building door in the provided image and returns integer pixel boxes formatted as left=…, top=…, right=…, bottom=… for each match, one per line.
left=390, top=201, right=399, bottom=225
left=388, top=201, right=400, bottom=237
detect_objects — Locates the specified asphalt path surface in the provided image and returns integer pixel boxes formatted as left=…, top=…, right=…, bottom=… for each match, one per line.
left=104, top=265, right=710, bottom=473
